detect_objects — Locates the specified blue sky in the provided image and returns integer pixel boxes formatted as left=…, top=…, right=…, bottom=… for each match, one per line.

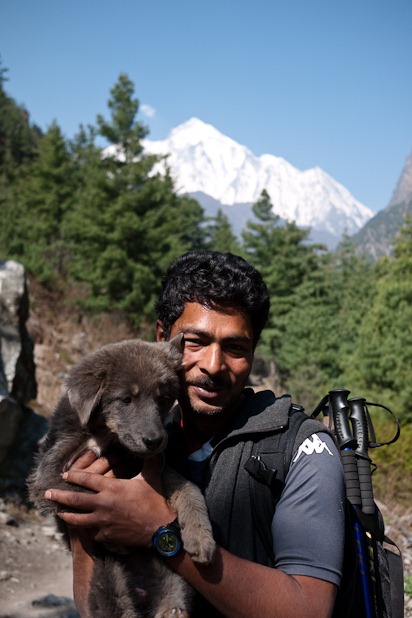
left=1, top=0, right=411, bottom=213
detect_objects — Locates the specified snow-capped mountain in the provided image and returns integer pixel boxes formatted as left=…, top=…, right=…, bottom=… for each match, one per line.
left=143, top=118, right=373, bottom=247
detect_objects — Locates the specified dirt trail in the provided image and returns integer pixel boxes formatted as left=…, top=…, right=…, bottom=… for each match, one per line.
left=0, top=502, right=78, bottom=618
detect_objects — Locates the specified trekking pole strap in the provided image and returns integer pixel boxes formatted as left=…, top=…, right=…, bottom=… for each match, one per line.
left=365, top=402, right=401, bottom=448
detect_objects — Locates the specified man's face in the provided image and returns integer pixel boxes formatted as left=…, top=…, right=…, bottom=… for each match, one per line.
left=158, top=302, right=254, bottom=417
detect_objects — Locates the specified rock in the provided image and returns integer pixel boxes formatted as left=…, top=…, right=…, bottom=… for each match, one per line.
left=0, top=397, right=24, bottom=464
left=0, top=510, right=17, bottom=525
left=32, top=594, right=74, bottom=608
left=0, top=260, right=47, bottom=499
left=0, top=406, right=48, bottom=498
left=0, top=260, right=36, bottom=405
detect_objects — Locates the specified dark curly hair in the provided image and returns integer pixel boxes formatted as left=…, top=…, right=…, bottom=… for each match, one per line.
left=155, top=251, right=270, bottom=347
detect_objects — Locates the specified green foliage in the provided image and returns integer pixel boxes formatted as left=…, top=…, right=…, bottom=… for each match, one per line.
left=371, top=418, right=412, bottom=506
left=347, top=219, right=412, bottom=421
left=0, top=61, right=43, bottom=262
left=0, top=63, right=41, bottom=182
left=243, top=190, right=327, bottom=381
left=97, top=73, right=148, bottom=160
left=62, top=74, right=207, bottom=321
left=405, top=574, right=412, bottom=598
left=1, top=122, right=74, bottom=284
left=204, top=209, right=242, bottom=254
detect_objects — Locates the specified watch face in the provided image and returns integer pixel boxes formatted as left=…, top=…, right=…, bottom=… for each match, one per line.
left=157, top=530, right=180, bottom=555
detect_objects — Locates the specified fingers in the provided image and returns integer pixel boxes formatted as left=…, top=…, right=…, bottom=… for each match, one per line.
left=70, top=452, right=113, bottom=476
left=60, top=460, right=112, bottom=495
left=70, top=451, right=98, bottom=470
left=58, top=510, right=101, bottom=529
left=44, top=485, right=99, bottom=511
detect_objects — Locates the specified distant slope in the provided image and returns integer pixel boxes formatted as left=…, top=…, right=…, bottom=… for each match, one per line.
left=350, top=198, right=412, bottom=259
left=350, top=149, right=412, bottom=259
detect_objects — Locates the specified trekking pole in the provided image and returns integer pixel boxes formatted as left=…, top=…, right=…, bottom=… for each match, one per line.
left=349, top=397, right=383, bottom=617
left=328, top=388, right=375, bottom=618
left=348, top=397, right=375, bottom=515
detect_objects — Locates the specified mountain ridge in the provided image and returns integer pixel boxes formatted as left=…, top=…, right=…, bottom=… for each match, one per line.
left=143, top=117, right=373, bottom=248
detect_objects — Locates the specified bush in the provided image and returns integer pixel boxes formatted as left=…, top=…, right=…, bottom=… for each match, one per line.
left=371, top=418, right=412, bottom=507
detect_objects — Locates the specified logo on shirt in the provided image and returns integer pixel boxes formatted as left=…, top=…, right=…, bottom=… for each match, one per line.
left=293, top=433, right=333, bottom=462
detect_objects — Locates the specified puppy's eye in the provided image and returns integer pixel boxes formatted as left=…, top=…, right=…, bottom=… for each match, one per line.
left=122, top=396, right=132, bottom=404
left=159, top=393, right=174, bottom=403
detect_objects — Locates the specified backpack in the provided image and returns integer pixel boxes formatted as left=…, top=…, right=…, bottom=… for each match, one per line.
left=245, top=388, right=404, bottom=618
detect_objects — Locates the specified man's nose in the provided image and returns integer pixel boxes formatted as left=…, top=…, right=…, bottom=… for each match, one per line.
left=200, top=344, right=226, bottom=375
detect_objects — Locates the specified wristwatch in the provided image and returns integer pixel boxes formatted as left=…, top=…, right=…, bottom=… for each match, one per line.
left=152, top=519, right=182, bottom=558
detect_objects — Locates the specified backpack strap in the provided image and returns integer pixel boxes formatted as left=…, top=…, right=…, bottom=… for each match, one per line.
left=385, top=542, right=405, bottom=618
left=245, top=404, right=329, bottom=563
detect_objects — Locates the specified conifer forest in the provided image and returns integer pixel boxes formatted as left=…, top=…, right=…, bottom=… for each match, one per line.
left=1, top=66, right=411, bottom=500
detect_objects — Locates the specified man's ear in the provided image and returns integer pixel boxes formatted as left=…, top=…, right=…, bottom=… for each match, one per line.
left=156, top=320, right=166, bottom=342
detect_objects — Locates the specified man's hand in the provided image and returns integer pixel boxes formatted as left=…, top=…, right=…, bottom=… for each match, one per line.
left=44, top=456, right=176, bottom=548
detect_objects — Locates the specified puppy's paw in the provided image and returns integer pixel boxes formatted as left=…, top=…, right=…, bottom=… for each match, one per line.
left=182, top=528, right=216, bottom=564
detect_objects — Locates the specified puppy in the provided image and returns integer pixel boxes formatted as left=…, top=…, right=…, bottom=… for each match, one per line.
left=28, top=335, right=215, bottom=618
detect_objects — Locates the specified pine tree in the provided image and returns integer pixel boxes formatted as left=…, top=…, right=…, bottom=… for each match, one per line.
left=277, top=239, right=375, bottom=409
left=242, top=189, right=325, bottom=381
left=0, top=60, right=41, bottom=182
left=205, top=209, right=241, bottom=254
left=1, top=122, right=74, bottom=283
left=63, top=74, right=206, bottom=323
left=0, top=61, right=43, bottom=262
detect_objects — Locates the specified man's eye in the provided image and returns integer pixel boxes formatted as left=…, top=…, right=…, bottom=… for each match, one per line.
left=226, top=344, right=249, bottom=355
left=184, top=338, right=204, bottom=347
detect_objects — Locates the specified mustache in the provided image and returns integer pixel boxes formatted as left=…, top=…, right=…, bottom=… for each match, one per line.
left=188, top=377, right=230, bottom=390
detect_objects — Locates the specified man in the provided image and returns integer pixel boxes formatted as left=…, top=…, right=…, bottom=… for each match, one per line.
left=45, top=251, right=346, bottom=617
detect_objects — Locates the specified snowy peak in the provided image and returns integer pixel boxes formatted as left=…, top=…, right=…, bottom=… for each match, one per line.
left=143, top=118, right=374, bottom=243
left=146, top=118, right=260, bottom=202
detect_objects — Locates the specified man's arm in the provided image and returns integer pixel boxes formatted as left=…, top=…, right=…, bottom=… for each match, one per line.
left=69, top=530, right=95, bottom=618
left=46, top=462, right=337, bottom=618
left=170, top=545, right=337, bottom=618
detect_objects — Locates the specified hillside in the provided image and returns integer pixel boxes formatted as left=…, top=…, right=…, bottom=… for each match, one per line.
left=26, top=279, right=138, bottom=418
left=350, top=149, right=412, bottom=259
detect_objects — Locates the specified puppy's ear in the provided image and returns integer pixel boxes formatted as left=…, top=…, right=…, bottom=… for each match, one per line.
left=164, top=334, right=184, bottom=367
left=67, top=364, right=106, bottom=426
left=67, top=385, right=104, bottom=426
left=170, top=333, right=184, bottom=350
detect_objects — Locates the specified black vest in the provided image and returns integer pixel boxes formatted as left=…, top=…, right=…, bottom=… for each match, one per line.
left=165, top=390, right=329, bottom=617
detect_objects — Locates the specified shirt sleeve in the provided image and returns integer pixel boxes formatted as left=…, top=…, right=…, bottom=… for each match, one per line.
left=271, top=432, right=346, bottom=586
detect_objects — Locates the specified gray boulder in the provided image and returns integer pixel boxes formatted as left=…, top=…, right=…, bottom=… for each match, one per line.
left=0, top=260, right=46, bottom=498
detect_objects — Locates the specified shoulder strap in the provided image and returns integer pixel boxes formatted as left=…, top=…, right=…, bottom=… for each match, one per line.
left=245, top=404, right=328, bottom=563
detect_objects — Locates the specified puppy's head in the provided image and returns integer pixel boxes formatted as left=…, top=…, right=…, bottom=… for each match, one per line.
left=66, top=335, right=183, bottom=456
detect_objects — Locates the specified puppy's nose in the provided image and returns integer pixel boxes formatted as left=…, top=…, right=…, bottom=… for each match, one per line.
left=143, top=435, right=164, bottom=451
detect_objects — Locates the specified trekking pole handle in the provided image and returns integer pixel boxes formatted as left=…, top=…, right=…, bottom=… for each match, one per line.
left=349, top=397, right=375, bottom=516
left=348, top=397, right=369, bottom=459
left=328, top=389, right=357, bottom=450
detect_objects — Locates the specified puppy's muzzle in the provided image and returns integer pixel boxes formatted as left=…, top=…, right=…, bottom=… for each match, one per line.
left=143, top=435, right=164, bottom=451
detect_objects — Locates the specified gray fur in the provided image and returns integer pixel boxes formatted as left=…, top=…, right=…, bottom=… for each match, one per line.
left=28, top=336, right=215, bottom=618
